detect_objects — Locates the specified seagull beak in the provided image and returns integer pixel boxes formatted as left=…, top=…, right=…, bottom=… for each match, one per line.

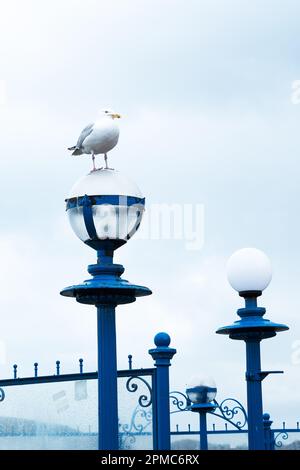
left=112, top=113, right=121, bottom=119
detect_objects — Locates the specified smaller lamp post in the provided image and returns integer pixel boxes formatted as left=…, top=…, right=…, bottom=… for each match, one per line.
left=186, top=376, right=217, bottom=450
left=216, top=248, right=289, bottom=450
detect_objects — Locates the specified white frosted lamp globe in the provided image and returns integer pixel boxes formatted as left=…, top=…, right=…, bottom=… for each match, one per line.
left=227, top=248, right=272, bottom=293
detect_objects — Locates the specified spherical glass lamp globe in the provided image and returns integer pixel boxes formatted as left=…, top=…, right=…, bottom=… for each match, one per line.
left=186, top=376, right=217, bottom=405
left=65, top=169, right=145, bottom=250
left=227, top=248, right=272, bottom=293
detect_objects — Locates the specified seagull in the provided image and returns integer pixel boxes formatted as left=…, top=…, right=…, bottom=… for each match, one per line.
left=68, top=109, right=121, bottom=171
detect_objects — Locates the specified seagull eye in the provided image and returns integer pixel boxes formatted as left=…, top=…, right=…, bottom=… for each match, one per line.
left=105, top=110, right=108, bottom=113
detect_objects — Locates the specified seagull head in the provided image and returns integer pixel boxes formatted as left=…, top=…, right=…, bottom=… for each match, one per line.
left=99, top=108, right=121, bottom=119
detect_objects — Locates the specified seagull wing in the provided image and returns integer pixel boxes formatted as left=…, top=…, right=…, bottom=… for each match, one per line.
left=76, top=122, right=94, bottom=148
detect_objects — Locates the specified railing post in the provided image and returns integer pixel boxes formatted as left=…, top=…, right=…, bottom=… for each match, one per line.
left=263, top=412, right=274, bottom=450
left=149, top=332, right=176, bottom=450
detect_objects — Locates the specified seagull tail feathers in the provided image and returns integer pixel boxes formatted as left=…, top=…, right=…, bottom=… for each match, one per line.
left=68, top=146, right=82, bottom=155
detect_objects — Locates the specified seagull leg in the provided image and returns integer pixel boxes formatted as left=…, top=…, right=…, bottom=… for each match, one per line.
left=92, top=153, right=96, bottom=171
left=90, top=152, right=103, bottom=172
left=104, top=153, right=114, bottom=170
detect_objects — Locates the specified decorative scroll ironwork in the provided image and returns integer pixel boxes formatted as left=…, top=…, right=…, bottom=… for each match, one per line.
left=274, top=431, right=289, bottom=448
left=119, top=405, right=152, bottom=450
left=0, top=388, right=4, bottom=402
left=126, top=376, right=152, bottom=407
left=212, top=398, right=248, bottom=430
left=169, top=391, right=190, bottom=413
left=169, top=390, right=247, bottom=431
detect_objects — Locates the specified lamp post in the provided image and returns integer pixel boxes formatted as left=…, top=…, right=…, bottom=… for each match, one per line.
left=216, top=248, right=288, bottom=450
left=186, top=376, right=217, bottom=450
left=60, top=169, right=152, bottom=450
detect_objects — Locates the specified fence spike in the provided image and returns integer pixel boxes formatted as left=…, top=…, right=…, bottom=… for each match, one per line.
left=34, top=362, right=38, bottom=377
left=56, top=360, right=60, bottom=375
left=13, top=364, right=17, bottom=379
left=128, top=355, right=133, bottom=370
left=79, top=358, right=83, bottom=374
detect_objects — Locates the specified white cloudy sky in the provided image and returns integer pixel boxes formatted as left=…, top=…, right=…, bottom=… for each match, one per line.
left=0, top=0, right=300, bottom=431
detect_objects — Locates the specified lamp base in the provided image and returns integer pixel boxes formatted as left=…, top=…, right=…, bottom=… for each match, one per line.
left=216, top=318, right=288, bottom=340
left=190, top=402, right=217, bottom=413
left=60, top=261, right=151, bottom=305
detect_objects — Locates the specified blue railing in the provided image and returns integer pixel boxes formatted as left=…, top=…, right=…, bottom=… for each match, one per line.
left=0, top=359, right=300, bottom=450
left=0, top=357, right=156, bottom=450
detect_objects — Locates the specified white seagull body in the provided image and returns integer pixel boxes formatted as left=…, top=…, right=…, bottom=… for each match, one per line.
left=68, top=109, right=121, bottom=170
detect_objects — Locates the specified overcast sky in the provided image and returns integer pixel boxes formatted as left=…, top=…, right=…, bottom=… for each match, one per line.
left=0, top=0, right=300, bottom=436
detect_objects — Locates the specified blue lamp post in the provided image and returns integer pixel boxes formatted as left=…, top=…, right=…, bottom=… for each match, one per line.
left=186, top=376, right=217, bottom=450
left=60, top=169, right=152, bottom=450
left=216, top=248, right=288, bottom=450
